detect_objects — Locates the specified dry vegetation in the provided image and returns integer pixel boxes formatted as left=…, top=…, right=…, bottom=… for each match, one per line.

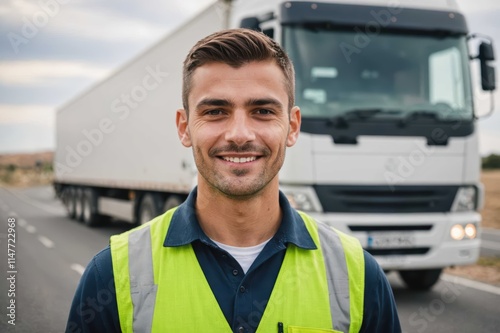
left=446, top=257, right=500, bottom=287
left=1, top=152, right=499, bottom=285
left=479, top=170, right=500, bottom=229
left=0, top=151, right=53, bottom=187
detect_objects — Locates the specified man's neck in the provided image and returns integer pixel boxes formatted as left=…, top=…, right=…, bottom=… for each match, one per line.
left=195, top=182, right=282, bottom=247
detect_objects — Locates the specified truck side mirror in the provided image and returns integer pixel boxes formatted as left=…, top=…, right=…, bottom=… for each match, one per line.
left=479, top=42, right=496, bottom=91
left=481, top=63, right=496, bottom=91
left=240, top=12, right=275, bottom=33
left=479, top=42, right=495, bottom=61
left=240, top=17, right=261, bottom=31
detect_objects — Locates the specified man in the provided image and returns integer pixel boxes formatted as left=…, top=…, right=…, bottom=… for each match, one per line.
left=66, top=28, right=401, bottom=333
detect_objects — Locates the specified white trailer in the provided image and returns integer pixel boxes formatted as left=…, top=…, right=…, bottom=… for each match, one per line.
left=54, top=2, right=225, bottom=225
left=54, top=0, right=496, bottom=290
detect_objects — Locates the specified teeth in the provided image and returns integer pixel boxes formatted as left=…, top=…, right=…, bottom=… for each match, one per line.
left=223, top=156, right=257, bottom=163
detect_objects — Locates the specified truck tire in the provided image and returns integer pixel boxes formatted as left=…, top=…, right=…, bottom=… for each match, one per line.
left=74, top=187, right=84, bottom=222
left=63, top=187, right=77, bottom=219
left=399, top=268, right=443, bottom=291
left=82, top=188, right=104, bottom=227
left=138, top=194, right=163, bottom=225
left=69, top=187, right=79, bottom=219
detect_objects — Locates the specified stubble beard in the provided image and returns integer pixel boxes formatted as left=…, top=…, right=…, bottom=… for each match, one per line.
left=194, top=143, right=286, bottom=200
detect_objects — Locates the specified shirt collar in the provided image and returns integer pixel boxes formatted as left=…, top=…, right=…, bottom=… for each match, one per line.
left=164, top=187, right=317, bottom=250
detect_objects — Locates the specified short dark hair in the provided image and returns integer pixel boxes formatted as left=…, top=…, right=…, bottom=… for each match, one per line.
left=182, top=28, right=295, bottom=112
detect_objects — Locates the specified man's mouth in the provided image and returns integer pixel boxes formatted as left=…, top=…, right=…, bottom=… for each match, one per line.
left=222, top=156, right=257, bottom=163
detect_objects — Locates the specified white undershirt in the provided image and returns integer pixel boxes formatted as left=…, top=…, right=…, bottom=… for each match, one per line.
left=212, top=237, right=272, bottom=274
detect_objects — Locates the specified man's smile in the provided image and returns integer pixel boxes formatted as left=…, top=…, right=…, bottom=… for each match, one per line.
left=221, top=156, right=258, bottom=163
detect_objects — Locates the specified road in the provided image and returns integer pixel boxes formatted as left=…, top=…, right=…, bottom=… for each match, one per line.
left=0, top=186, right=130, bottom=332
left=0, top=185, right=499, bottom=332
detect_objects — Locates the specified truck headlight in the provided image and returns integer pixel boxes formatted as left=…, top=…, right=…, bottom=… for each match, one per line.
left=281, top=186, right=322, bottom=212
left=451, top=186, right=477, bottom=212
left=464, top=223, right=477, bottom=239
left=286, top=193, right=314, bottom=211
left=450, top=223, right=477, bottom=240
left=450, top=224, right=465, bottom=240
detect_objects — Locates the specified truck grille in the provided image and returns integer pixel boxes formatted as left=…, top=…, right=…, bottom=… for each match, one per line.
left=366, top=248, right=430, bottom=256
left=314, top=185, right=459, bottom=213
left=349, top=225, right=433, bottom=232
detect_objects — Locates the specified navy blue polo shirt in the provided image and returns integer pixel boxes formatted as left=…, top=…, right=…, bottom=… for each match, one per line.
left=66, top=189, right=401, bottom=333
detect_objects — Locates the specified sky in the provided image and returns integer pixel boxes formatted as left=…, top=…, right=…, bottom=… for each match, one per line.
left=0, top=0, right=499, bottom=155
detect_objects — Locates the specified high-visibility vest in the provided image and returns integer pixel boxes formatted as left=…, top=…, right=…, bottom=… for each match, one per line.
left=110, top=208, right=364, bottom=333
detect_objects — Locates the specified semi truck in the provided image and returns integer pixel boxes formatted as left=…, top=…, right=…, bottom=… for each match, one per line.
left=54, top=0, right=496, bottom=290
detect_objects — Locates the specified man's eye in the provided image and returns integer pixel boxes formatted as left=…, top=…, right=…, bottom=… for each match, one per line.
left=206, top=109, right=223, bottom=115
left=256, top=109, right=273, bottom=115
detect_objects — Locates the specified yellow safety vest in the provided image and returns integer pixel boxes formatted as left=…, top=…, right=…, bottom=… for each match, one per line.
left=110, top=208, right=364, bottom=333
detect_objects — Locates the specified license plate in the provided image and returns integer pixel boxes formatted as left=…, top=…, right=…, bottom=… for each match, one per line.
left=366, top=232, right=415, bottom=248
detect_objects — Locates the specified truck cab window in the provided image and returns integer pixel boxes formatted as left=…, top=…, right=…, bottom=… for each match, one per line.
left=429, top=46, right=466, bottom=111
left=283, top=26, right=473, bottom=122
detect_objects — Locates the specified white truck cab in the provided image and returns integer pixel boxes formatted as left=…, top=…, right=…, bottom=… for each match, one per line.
left=232, top=0, right=496, bottom=289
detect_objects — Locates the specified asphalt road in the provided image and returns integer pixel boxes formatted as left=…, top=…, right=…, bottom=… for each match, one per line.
left=0, top=186, right=130, bottom=332
left=0, top=185, right=499, bottom=333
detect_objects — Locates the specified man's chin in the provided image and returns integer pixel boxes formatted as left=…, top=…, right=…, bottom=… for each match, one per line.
left=215, top=182, right=266, bottom=200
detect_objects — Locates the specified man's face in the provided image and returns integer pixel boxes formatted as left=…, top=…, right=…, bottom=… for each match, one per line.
left=176, top=60, right=300, bottom=198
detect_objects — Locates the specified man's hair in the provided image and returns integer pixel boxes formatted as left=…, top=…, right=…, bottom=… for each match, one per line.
left=182, top=28, right=295, bottom=112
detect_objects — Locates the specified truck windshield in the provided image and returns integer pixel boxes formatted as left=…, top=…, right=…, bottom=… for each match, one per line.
left=283, top=26, right=473, bottom=122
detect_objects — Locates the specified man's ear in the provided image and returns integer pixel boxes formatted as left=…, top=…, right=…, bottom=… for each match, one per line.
left=176, top=109, right=192, bottom=147
left=286, top=106, right=301, bottom=147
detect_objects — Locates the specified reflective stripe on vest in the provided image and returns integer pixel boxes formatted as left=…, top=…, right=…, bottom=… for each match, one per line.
left=110, top=209, right=364, bottom=333
left=315, top=219, right=364, bottom=333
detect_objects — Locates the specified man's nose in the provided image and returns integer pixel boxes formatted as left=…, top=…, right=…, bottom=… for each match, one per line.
left=224, top=111, right=256, bottom=145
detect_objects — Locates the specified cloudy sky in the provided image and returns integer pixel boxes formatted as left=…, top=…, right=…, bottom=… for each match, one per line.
left=1, top=0, right=499, bottom=155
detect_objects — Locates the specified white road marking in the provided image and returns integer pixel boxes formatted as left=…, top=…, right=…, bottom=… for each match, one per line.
left=38, top=235, right=55, bottom=249
left=71, top=264, right=85, bottom=276
left=441, top=273, right=500, bottom=296
left=17, top=219, right=27, bottom=228
left=26, top=225, right=37, bottom=234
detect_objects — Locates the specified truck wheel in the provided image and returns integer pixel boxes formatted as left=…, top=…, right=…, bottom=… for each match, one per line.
left=163, top=195, right=182, bottom=212
left=82, top=188, right=104, bottom=227
left=74, top=187, right=84, bottom=222
left=399, top=269, right=443, bottom=291
left=138, top=194, right=162, bottom=225
left=61, top=187, right=75, bottom=219
left=64, top=187, right=77, bottom=219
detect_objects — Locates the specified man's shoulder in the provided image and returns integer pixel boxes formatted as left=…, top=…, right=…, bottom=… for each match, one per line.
left=85, top=246, right=114, bottom=281
left=66, top=245, right=120, bottom=332
left=362, top=250, right=384, bottom=283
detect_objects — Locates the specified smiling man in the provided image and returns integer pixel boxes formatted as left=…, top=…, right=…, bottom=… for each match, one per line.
left=176, top=59, right=300, bottom=247
left=66, top=29, right=401, bottom=333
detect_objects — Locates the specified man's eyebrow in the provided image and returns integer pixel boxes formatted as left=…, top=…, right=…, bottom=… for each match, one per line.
left=245, top=98, right=284, bottom=109
left=195, top=98, right=235, bottom=110
left=195, top=97, right=284, bottom=111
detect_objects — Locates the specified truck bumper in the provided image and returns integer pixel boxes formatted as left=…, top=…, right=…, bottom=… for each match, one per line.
left=308, top=211, right=481, bottom=270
